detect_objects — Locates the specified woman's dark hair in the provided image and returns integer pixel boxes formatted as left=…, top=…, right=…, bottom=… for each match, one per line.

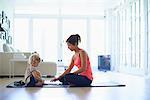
left=66, top=34, right=81, bottom=45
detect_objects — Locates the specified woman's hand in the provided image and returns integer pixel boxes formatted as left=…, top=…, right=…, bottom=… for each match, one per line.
left=50, top=77, right=59, bottom=82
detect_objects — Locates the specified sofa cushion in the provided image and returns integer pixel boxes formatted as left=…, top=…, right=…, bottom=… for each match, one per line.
left=3, top=43, right=19, bottom=52
left=3, top=43, right=12, bottom=52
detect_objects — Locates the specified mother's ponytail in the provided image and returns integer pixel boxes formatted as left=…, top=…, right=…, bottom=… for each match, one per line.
left=66, top=34, right=81, bottom=45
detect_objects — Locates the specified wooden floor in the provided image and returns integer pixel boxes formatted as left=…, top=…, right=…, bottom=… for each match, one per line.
left=0, top=70, right=150, bottom=100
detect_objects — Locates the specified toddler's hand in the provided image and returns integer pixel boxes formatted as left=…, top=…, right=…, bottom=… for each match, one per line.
left=50, top=77, right=59, bottom=82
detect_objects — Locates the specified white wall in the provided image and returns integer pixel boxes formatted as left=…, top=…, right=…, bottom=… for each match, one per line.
left=0, top=0, right=14, bottom=52
left=0, top=0, right=14, bottom=73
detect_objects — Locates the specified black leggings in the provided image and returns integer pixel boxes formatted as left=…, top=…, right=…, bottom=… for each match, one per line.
left=59, top=73, right=92, bottom=86
left=26, top=75, right=38, bottom=87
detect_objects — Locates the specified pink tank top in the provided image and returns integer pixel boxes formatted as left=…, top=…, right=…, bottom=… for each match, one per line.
left=74, top=50, right=93, bottom=81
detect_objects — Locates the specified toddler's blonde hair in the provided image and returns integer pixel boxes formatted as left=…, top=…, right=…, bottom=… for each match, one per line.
left=28, top=53, right=41, bottom=65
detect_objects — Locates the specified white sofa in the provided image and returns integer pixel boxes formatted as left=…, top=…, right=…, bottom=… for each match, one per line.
left=0, top=52, right=57, bottom=77
left=0, top=52, right=31, bottom=76
left=0, top=44, right=57, bottom=77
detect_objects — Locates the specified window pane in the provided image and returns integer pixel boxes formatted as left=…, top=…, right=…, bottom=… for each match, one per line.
left=149, top=0, right=150, bottom=11
left=148, top=13, right=150, bottom=71
left=122, top=10, right=126, bottom=66
left=61, top=1, right=104, bottom=16
left=120, top=11, right=123, bottom=65
left=15, top=2, right=59, bottom=15
left=90, top=19, right=105, bottom=66
left=140, top=17, right=145, bottom=69
left=135, top=1, right=140, bottom=68
left=33, top=19, right=58, bottom=62
left=139, top=0, right=145, bottom=69
left=62, top=19, right=87, bottom=66
left=14, top=18, right=29, bottom=51
left=126, top=7, right=132, bottom=67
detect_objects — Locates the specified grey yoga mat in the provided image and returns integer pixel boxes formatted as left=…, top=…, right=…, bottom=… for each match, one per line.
left=6, top=81, right=125, bottom=88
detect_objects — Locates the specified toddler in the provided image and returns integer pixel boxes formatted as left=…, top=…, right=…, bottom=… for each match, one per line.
left=24, top=52, right=44, bottom=87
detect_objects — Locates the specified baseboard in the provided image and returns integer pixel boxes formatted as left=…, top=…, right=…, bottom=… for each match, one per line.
left=0, top=75, right=24, bottom=78
left=42, top=75, right=55, bottom=78
left=0, top=75, right=55, bottom=78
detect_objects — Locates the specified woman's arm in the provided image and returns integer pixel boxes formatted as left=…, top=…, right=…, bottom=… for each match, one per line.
left=51, top=56, right=74, bottom=81
left=73, top=50, right=88, bottom=74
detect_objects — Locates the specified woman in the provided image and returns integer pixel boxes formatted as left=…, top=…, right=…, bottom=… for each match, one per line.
left=51, top=34, right=93, bottom=86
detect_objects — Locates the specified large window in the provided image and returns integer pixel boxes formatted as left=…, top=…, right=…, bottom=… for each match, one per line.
left=113, top=0, right=147, bottom=75
left=14, top=1, right=106, bottom=67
